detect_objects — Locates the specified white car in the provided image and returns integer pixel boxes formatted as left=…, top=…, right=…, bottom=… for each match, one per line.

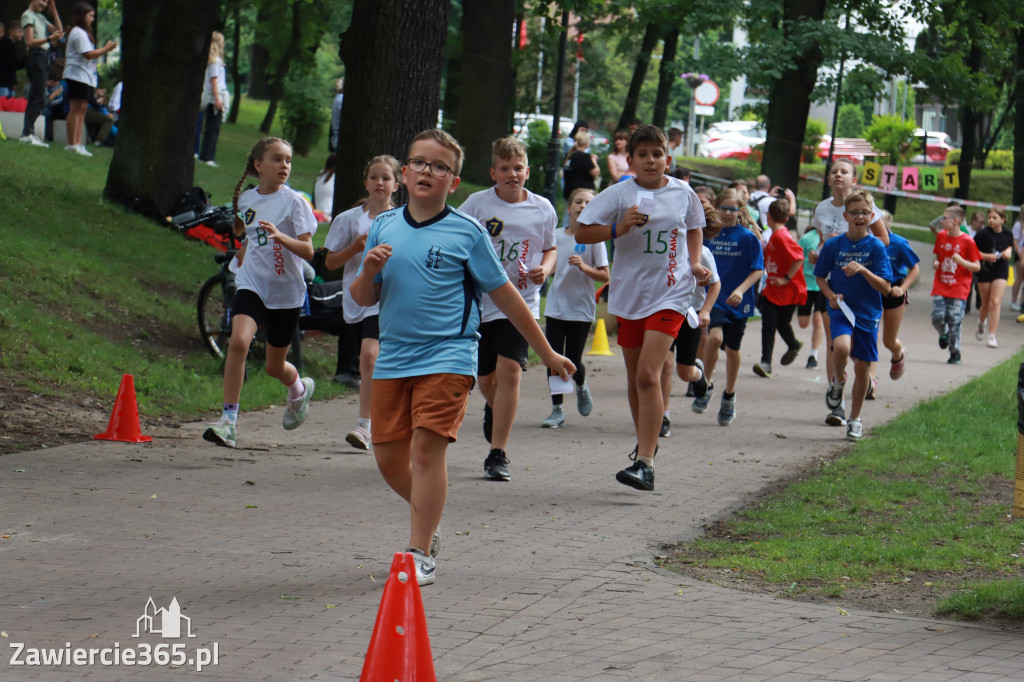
left=698, top=121, right=766, bottom=159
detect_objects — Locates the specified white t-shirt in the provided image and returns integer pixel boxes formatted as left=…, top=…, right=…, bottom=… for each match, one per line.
left=544, top=227, right=610, bottom=322
left=458, top=187, right=557, bottom=322
left=324, top=205, right=379, bottom=323
left=108, top=82, right=122, bottom=112
left=750, top=190, right=775, bottom=228
left=313, top=172, right=334, bottom=215
left=689, top=246, right=720, bottom=312
left=577, top=176, right=706, bottom=319
left=64, top=26, right=97, bottom=86
left=811, top=197, right=883, bottom=242
left=203, top=59, right=226, bottom=95
left=1012, top=221, right=1023, bottom=250
left=235, top=186, right=317, bottom=309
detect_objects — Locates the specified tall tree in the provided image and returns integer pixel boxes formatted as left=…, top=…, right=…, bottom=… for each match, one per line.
left=104, top=0, right=217, bottom=216
left=651, top=27, right=679, bottom=129
left=452, top=0, right=515, bottom=185
left=258, top=0, right=303, bottom=133
left=1014, top=25, right=1024, bottom=208
left=617, top=23, right=659, bottom=130
left=333, top=0, right=450, bottom=214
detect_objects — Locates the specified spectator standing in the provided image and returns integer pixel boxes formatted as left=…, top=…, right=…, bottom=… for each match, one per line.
left=312, top=154, right=336, bottom=216
left=63, top=2, right=115, bottom=157
left=605, top=130, right=631, bottom=183
left=0, top=21, right=25, bottom=98
left=328, top=78, right=343, bottom=152
left=197, top=31, right=228, bottom=167
left=562, top=130, right=599, bottom=201
left=20, top=0, right=63, bottom=147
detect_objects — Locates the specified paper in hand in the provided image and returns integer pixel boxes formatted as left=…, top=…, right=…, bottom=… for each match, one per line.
left=636, top=190, right=657, bottom=215
left=548, top=374, right=575, bottom=395
left=837, top=297, right=856, bottom=325
left=686, top=306, right=700, bottom=329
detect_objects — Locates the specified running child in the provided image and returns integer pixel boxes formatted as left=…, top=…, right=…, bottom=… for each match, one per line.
left=458, top=137, right=558, bottom=481
left=577, top=124, right=709, bottom=491
left=809, top=158, right=888, bottom=426
left=693, top=188, right=763, bottom=426
left=879, top=210, right=919, bottom=381
left=931, top=204, right=981, bottom=364
left=323, top=155, right=401, bottom=450
left=797, top=224, right=826, bottom=369
left=540, top=187, right=609, bottom=429
left=813, top=190, right=892, bottom=442
left=350, top=129, right=573, bottom=585
left=973, top=207, right=1013, bottom=348
left=203, top=137, right=317, bottom=448
left=753, top=198, right=807, bottom=378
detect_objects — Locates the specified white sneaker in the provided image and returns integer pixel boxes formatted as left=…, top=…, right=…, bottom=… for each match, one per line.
left=205, top=160, right=218, bottom=167
left=846, top=418, right=863, bottom=441
left=987, top=334, right=998, bottom=348
left=282, top=377, right=315, bottom=430
left=202, top=419, right=237, bottom=448
left=1011, top=302, right=1022, bottom=312
left=75, top=144, right=93, bottom=157
left=20, top=134, right=48, bottom=147
left=976, top=320, right=987, bottom=340
left=345, top=424, right=370, bottom=450
left=407, top=548, right=435, bottom=586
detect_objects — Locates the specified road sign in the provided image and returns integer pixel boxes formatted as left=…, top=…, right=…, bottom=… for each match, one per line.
left=694, top=80, right=719, bottom=106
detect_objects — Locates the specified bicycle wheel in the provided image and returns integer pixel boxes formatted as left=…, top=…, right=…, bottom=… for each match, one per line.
left=198, top=274, right=231, bottom=360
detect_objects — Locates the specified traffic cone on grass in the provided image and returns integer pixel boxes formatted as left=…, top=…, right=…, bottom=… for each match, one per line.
left=359, top=552, right=436, bottom=681
left=586, top=318, right=615, bottom=356
left=93, top=374, right=152, bottom=443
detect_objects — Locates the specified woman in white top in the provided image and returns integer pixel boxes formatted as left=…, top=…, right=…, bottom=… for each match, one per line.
left=63, top=2, right=116, bottom=157
left=198, top=31, right=228, bottom=166
left=1010, top=218, right=1024, bottom=311
left=312, top=154, right=336, bottom=216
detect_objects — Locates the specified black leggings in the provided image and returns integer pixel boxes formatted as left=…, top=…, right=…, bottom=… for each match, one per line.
left=544, top=317, right=588, bottom=405
left=760, top=299, right=799, bottom=364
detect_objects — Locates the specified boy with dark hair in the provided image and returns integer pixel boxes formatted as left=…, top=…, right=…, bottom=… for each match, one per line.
left=930, top=204, right=980, bottom=365
left=459, top=136, right=558, bottom=481
left=351, top=129, right=573, bottom=584
left=577, top=123, right=709, bottom=490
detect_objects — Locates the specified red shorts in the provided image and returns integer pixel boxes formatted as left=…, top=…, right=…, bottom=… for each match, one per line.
left=370, top=374, right=474, bottom=444
left=616, top=310, right=685, bottom=349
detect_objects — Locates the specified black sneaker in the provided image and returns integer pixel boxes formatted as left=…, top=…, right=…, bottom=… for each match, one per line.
left=483, top=448, right=510, bottom=480
left=806, top=355, right=818, bottom=369
left=780, top=340, right=803, bottom=366
left=659, top=415, right=671, bottom=437
left=691, top=359, right=708, bottom=398
left=483, top=404, right=493, bottom=443
left=615, top=451, right=654, bottom=491
left=938, top=333, right=948, bottom=350
left=948, top=350, right=962, bottom=365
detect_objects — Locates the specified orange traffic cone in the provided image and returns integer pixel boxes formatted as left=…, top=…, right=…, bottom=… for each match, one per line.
left=586, top=318, right=615, bottom=356
left=94, top=374, right=152, bottom=443
left=360, top=552, right=435, bottom=681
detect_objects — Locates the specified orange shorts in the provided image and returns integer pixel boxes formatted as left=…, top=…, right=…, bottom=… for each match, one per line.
left=616, top=310, right=685, bottom=349
left=370, top=374, right=474, bottom=444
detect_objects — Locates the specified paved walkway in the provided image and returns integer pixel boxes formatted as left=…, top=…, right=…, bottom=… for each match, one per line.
left=4, top=243, right=1024, bottom=681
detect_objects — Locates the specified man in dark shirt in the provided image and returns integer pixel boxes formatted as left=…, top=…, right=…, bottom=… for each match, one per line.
left=0, top=21, right=26, bottom=97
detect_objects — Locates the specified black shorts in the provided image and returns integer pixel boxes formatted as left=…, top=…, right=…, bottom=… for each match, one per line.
left=882, top=278, right=908, bottom=310
left=797, top=290, right=827, bottom=317
left=977, top=261, right=1010, bottom=283
left=674, top=322, right=702, bottom=366
left=354, top=314, right=380, bottom=341
left=708, top=307, right=748, bottom=351
left=232, top=289, right=301, bottom=348
left=66, top=79, right=94, bottom=101
left=478, top=318, right=528, bottom=375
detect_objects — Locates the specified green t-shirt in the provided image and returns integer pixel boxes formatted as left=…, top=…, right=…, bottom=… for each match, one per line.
left=21, top=10, right=48, bottom=49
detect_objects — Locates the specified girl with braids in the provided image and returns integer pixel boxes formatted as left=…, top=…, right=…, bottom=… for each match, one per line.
left=322, top=155, right=401, bottom=450
left=202, top=137, right=318, bottom=449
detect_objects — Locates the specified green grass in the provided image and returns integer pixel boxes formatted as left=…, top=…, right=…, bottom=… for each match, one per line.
left=0, top=98, right=354, bottom=424
left=662, top=350, right=1024, bottom=621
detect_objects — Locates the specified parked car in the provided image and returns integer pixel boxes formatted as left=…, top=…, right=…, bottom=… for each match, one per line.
left=910, top=129, right=954, bottom=163
left=698, top=121, right=765, bottom=159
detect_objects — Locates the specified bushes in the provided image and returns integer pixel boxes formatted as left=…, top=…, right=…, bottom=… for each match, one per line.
left=280, top=62, right=331, bottom=157
left=523, top=119, right=550, bottom=194
left=802, top=118, right=827, bottom=163
left=864, top=114, right=916, bottom=163
left=944, top=149, right=1014, bottom=171
left=836, top=104, right=864, bottom=138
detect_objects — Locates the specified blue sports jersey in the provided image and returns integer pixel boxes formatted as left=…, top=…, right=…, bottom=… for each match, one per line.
left=707, top=224, right=764, bottom=318
left=813, top=232, right=892, bottom=330
left=361, top=206, right=509, bottom=379
left=884, top=232, right=920, bottom=281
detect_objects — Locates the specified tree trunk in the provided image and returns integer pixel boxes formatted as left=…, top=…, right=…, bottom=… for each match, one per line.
left=1013, top=25, right=1024, bottom=208
left=259, top=0, right=302, bottom=134
left=227, top=3, right=242, bottom=124
left=334, top=0, right=451, bottom=213
left=760, top=0, right=826, bottom=217
left=652, top=27, right=679, bottom=129
left=617, top=23, right=659, bottom=131
left=104, top=0, right=217, bottom=218
left=954, top=41, right=983, bottom=199
left=247, top=4, right=271, bottom=100
left=454, top=0, right=514, bottom=185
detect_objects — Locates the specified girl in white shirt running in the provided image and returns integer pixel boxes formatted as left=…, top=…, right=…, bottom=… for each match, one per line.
left=202, top=137, right=318, bottom=449
left=323, top=155, right=401, bottom=450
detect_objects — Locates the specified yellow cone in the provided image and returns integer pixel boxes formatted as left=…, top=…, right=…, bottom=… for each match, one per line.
left=587, top=318, right=615, bottom=356
left=1009, top=265, right=1015, bottom=288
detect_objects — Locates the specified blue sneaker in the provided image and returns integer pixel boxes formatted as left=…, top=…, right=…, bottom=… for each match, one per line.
left=576, top=380, right=593, bottom=416
left=692, top=384, right=713, bottom=414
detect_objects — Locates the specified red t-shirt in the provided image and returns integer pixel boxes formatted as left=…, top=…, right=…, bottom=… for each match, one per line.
left=931, top=231, right=980, bottom=300
left=763, top=227, right=808, bottom=306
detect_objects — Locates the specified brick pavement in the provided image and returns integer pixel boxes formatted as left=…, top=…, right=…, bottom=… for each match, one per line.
left=3, top=241, right=1024, bottom=680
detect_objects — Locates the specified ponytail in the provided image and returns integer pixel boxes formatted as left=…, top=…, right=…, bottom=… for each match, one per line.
left=231, top=171, right=248, bottom=236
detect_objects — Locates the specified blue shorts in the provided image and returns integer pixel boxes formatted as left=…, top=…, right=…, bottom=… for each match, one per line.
left=828, top=313, right=879, bottom=363
left=708, top=306, right=748, bottom=351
